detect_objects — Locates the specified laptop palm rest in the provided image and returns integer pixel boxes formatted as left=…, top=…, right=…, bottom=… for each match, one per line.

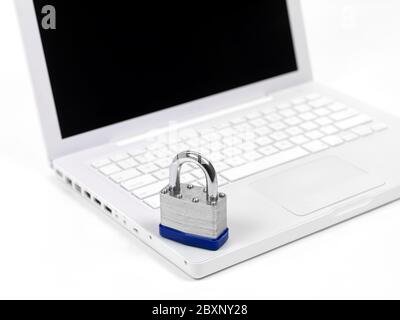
left=252, top=156, right=386, bottom=216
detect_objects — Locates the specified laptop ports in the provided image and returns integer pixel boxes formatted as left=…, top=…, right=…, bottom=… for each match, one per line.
left=104, top=205, right=112, bottom=214
left=66, top=177, right=72, bottom=186
left=83, top=191, right=91, bottom=199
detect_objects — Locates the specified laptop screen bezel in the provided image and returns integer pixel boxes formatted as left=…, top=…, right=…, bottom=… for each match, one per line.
left=15, top=0, right=312, bottom=161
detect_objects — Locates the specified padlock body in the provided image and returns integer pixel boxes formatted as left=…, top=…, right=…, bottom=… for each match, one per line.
left=160, top=184, right=227, bottom=240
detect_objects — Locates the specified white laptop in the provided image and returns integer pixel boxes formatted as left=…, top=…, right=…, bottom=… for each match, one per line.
left=16, top=0, right=400, bottom=278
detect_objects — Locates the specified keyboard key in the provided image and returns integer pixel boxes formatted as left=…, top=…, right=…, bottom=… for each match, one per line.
left=208, top=152, right=225, bottom=162
left=315, top=117, right=333, bottom=126
left=300, top=122, right=318, bottom=131
left=213, top=162, right=230, bottom=172
left=154, top=158, right=172, bottom=169
left=226, top=156, right=247, bottom=167
left=322, top=135, right=344, bottom=146
left=259, top=145, right=279, bottom=156
left=208, top=141, right=224, bottom=151
left=152, top=148, right=171, bottom=158
left=203, top=132, right=222, bottom=142
left=144, top=195, right=161, bottom=209
left=269, top=121, right=287, bottom=131
left=223, top=137, right=242, bottom=146
left=321, top=125, right=339, bottom=135
left=197, top=147, right=211, bottom=156
left=110, top=168, right=141, bottom=183
left=314, top=108, right=331, bottom=117
left=274, top=140, right=294, bottom=150
left=270, top=132, right=288, bottom=141
left=330, top=109, right=358, bottom=121
left=128, top=149, right=145, bottom=157
left=255, top=137, right=273, bottom=146
left=299, top=112, right=317, bottom=121
left=286, top=126, right=303, bottom=136
left=254, top=127, right=272, bottom=136
left=290, top=135, right=310, bottom=145
left=329, top=103, right=347, bottom=112
left=222, top=147, right=242, bottom=157
left=265, top=113, right=282, bottom=122
left=137, top=163, right=159, bottom=174
left=135, top=153, right=156, bottom=164
left=92, top=159, right=111, bottom=168
left=371, top=122, right=388, bottom=132
left=303, top=141, right=329, bottom=153
left=169, top=143, right=189, bottom=153
left=295, top=104, right=311, bottom=113
left=110, top=153, right=130, bottom=162
left=187, top=138, right=206, bottom=148
left=133, top=180, right=169, bottom=199
left=280, top=109, right=297, bottom=118
left=121, top=175, right=157, bottom=191
left=99, top=164, right=122, bottom=176
left=147, top=142, right=165, bottom=151
left=336, top=115, right=372, bottom=130
left=249, top=118, right=268, bottom=127
left=154, top=169, right=170, bottom=180
left=222, top=147, right=309, bottom=181
left=220, top=128, right=236, bottom=137
left=234, top=123, right=253, bottom=132
left=117, top=158, right=139, bottom=170
left=340, top=131, right=359, bottom=142
left=305, top=130, right=324, bottom=140
left=241, top=131, right=258, bottom=141
left=243, top=150, right=263, bottom=161
left=239, top=142, right=258, bottom=151
left=284, top=117, right=302, bottom=126
left=309, top=97, right=332, bottom=108
left=352, top=125, right=373, bottom=136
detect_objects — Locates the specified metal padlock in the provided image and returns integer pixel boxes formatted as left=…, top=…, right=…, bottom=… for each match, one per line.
left=159, top=151, right=229, bottom=251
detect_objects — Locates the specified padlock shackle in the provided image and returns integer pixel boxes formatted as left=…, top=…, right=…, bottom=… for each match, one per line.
left=169, top=151, right=218, bottom=204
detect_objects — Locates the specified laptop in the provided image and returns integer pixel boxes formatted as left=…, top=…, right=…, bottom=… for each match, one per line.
left=15, top=0, right=400, bottom=278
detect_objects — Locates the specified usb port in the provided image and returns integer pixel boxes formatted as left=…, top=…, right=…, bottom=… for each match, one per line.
left=74, top=184, right=82, bottom=193
left=66, top=177, right=72, bottom=186
left=104, top=206, right=112, bottom=214
left=83, top=191, right=91, bottom=199
left=94, top=198, right=101, bottom=206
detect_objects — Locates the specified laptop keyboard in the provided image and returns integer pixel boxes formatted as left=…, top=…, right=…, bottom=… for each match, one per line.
left=91, top=93, right=388, bottom=209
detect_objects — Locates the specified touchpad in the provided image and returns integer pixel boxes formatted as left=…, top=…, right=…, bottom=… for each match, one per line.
left=252, top=156, right=385, bottom=216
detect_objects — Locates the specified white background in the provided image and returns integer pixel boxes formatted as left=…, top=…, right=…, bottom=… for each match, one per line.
left=1, top=0, right=400, bottom=299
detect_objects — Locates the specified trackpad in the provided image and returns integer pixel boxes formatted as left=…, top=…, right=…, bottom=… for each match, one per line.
left=252, top=156, right=385, bottom=216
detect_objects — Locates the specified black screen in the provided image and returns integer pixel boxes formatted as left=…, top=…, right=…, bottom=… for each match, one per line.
left=33, top=1, right=298, bottom=138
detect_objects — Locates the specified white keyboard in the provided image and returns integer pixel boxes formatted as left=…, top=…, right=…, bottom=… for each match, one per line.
left=91, top=93, right=388, bottom=209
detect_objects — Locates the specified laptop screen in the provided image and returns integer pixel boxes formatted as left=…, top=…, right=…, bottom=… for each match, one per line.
left=33, top=1, right=298, bottom=139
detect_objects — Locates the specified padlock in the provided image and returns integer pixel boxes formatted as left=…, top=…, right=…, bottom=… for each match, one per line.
left=159, top=151, right=229, bottom=251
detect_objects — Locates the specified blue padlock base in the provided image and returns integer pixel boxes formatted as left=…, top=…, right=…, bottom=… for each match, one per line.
left=159, top=225, right=229, bottom=251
